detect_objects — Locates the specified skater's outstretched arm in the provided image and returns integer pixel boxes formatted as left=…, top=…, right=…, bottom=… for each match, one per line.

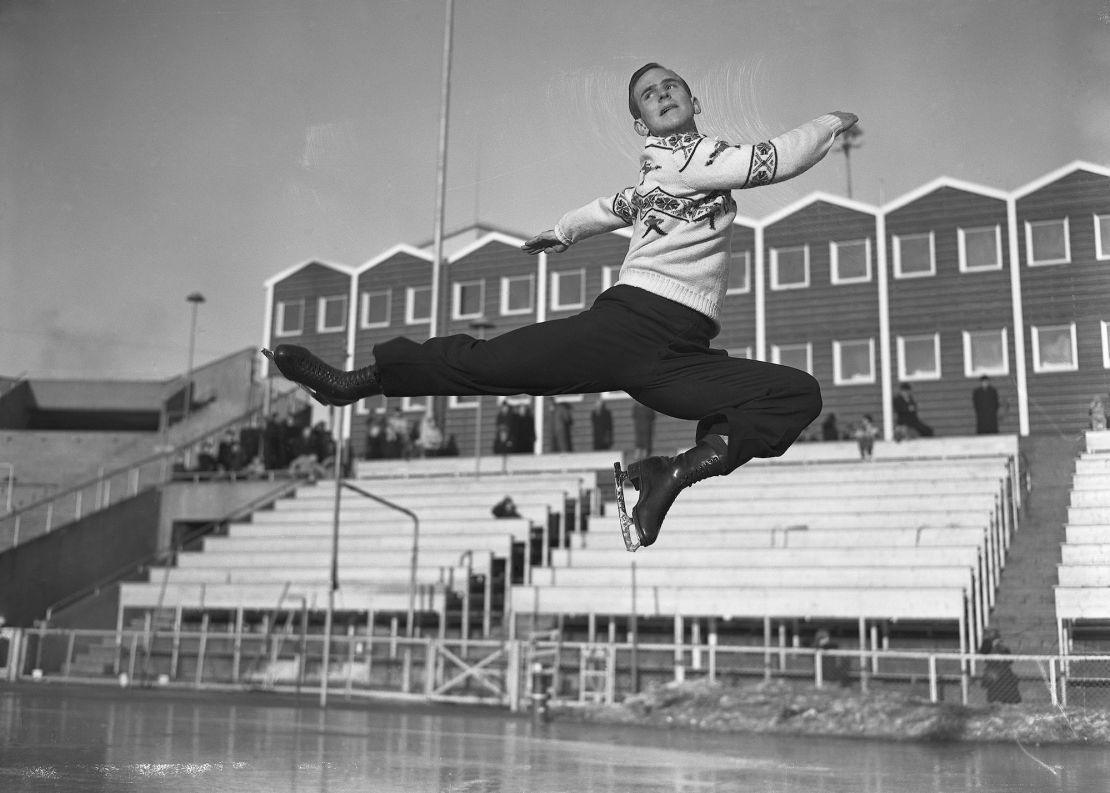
left=679, top=111, right=858, bottom=192
left=522, top=185, right=638, bottom=254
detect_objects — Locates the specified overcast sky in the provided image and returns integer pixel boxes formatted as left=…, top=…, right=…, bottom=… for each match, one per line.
left=2, top=0, right=1107, bottom=380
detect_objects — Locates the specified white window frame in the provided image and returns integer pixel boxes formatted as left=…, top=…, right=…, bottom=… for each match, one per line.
left=729, top=346, right=753, bottom=360
left=962, top=328, right=1010, bottom=377
left=833, top=338, right=876, bottom=385
left=726, top=250, right=752, bottom=294
left=830, top=238, right=872, bottom=285
left=452, top=279, right=486, bottom=321
left=1102, top=321, right=1110, bottom=369
left=400, top=396, right=427, bottom=412
left=551, top=268, right=587, bottom=311
left=896, top=333, right=942, bottom=382
left=770, top=245, right=810, bottom=290
left=1025, top=217, right=1071, bottom=266
left=360, top=289, right=391, bottom=329
left=552, top=394, right=584, bottom=403
left=354, top=395, right=386, bottom=417
left=771, top=342, right=812, bottom=374
left=500, top=274, right=535, bottom=316
left=601, top=265, right=621, bottom=292
left=893, top=231, right=936, bottom=279
left=317, top=295, right=347, bottom=333
left=1095, top=214, right=1110, bottom=261
left=405, top=285, right=431, bottom=325
left=449, top=394, right=478, bottom=409
left=1031, top=323, right=1078, bottom=373
left=274, top=298, right=305, bottom=337
left=958, top=225, right=1003, bottom=273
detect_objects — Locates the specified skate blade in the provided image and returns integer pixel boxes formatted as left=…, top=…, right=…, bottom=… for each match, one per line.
left=613, top=462, right=641, bottom=553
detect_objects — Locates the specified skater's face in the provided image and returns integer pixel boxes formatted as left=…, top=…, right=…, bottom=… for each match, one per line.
left=630, top=66, right=700, bottom=137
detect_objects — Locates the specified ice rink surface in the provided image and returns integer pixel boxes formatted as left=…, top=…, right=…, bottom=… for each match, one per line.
left=2, top=685, right=1107, bottom=792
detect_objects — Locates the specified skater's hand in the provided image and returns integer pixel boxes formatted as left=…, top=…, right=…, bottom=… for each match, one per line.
left=829, top=111, right=859, bottom=136
left=521, top=230, right=568, bottom=255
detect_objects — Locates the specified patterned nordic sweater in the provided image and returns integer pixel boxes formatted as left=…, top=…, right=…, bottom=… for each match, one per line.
left=553, top=114, right=842, bottom=333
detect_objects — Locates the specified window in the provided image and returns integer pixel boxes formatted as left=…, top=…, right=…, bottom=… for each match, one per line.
left=601, top=265, right=621, bottom=292
left=449, top=394, right=478, bottom=409
left=1095, top=215, right=1110, bottom=261
left=1032, top=323, right=1078, bottom=372
left=1025, top=218, right=1070, bottom=266
left=959, top=225, right=1002, bottom=272
left=361, top=289, right=391, bottom=328
left=1102, top=321, right=1110, bottom=369
left=830, top=239, right=871, bottom=284
left=355, top=394, right=386, bottom=416
left=317, top=295, right=347, bottom=333
left=727, top=251, right=751, bottom=293
left=729, top=346, right=753, bottom=360
left=275, top=298, right=304, bottom=337
left=551, top=269, right=586, bottom=310
left=963, top=329, right=1009, bottom=377
left=770, top=246, right=809, bottom=290
left=406, top=285, right=431, bottom=324
left=500, top=275, right=534, bottom=316
left=833, top=338, right=875, bottom=385
left=452, top=279, right=485, bottom=320
left=897, top=333, right=941, bottom=381
left=771, top=342, right=812, bottom=374
left=893, top=232, right=935, bottom=278
left=400, top=396, right=427, bottom=412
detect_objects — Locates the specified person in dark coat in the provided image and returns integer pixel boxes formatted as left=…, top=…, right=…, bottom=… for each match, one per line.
left=493, top=402, right=515, bottom=454
left=591, top=396, right=614, bottom=450
left=632, top=401, right=656, bottom=458
left=973, top=375, right=1001, bottom=434
left=512, top=404, right=535, bottom=454
left=893, top=382, right=934, bottom=439
left=551, top=401, right=574, bottom=452
left=979, top=628, right=1021, bottom=704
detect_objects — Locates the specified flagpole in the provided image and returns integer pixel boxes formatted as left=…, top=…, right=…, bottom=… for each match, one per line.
left=427, top=0, right=454, bottom=416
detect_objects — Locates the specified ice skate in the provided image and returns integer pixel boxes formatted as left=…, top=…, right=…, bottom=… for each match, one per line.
left=612, top=435, right=729, bottom=551
left=261, top=345, right=381, bottom=407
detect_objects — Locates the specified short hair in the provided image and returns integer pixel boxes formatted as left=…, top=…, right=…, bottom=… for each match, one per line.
left=628, top=62, right=691, bottom=118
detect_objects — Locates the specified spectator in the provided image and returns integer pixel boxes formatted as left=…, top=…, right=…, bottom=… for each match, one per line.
left=591, top=395, right=614, bottom=451
left=386, top=408, right=412, bottom=459
left=551, top=400, right=574, bottom=452
left=978, top=628, right=1021, bottom=704
left=815, top=629, right=851, bottom=687
left=491, top=496, right=521, bottom=519
left=821, top=413, right=840, bottom=441
left=893, top=382, right=934, bottom=440
left=853, top=414, right=880, bottom=461
left=365, top=414, right=387, bottom=459
left=632, top=401, right=656, bottom=458
left=493, top=402, right=515, bottom=455
left=972, top=375, right=1001, bottom=434
left=1090, top=393, right=1108, bottom=431
left=512, top=404, right=535, bottom=455
left=196, top=441, right=219, bottom=473
left=217, top=429, right=237, bottom=471
left=262, top=413, right=284, bottom=469
left=417, top=413, right=444, bottom=457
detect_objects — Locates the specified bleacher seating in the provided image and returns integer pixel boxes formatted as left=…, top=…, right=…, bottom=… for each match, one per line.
left=511, top=437, right=1021, bottom=653
left=1054, top=431, right=1110, bottom=650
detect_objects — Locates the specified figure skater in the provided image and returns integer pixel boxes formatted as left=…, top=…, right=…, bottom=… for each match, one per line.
left=265, top=62, right=857, bottom=551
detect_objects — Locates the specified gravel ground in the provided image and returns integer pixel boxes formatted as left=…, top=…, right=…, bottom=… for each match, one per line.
left=550, top=679, right=1110, bottom=745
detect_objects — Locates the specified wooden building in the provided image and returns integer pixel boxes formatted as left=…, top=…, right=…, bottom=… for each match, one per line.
left=263, top=161, right=1110, bottom=458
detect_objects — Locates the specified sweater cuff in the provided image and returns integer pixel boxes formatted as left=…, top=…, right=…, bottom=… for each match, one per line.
left=553, top=225, right=573, bottom=247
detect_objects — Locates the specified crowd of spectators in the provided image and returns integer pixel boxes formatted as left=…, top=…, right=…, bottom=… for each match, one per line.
left=184, top=411, right=337, bottom=481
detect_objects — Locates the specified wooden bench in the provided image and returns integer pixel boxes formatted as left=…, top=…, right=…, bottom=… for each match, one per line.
left=120, top=581, right=446, bottom=615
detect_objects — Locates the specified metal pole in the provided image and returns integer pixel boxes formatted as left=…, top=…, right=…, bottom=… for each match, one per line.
left=184, top=292, right=205, bottom=424
left=0, top=462, right=13, bottom=514
left=426, top=0, right=454, bottom=416
left=320, top=406, right=344, bottom=708
left=469, top=317, right=495, bottom=475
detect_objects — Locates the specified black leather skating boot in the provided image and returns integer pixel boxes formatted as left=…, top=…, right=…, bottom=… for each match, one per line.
left=261, top=345, right=381, bottom=407
left=627, top=435, right=729, bottom=548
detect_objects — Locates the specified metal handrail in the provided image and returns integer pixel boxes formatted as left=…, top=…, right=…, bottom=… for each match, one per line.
left=41, top=477, right=303, bottom=626
left=2, top=387, right=306, bottom=548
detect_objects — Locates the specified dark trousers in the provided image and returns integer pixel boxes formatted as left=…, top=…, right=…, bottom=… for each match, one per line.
left=373, top=285, right=822, bottom=472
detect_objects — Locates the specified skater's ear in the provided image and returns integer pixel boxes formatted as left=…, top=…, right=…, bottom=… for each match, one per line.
left=633, top=117, right=650, bottom=137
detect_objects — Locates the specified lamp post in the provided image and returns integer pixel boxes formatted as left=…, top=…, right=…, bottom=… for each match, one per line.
left=184, top=292, right=206, bottom=423
left=468, top=316, right=495, bottom=476
left=837, top=125, right=863, bottom=200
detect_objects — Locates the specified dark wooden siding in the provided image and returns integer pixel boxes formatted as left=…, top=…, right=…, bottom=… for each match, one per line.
left=886, top=187, right=1014, bottom=436
left=269, top=262, right=351, bottom=371
left=765, top=201, right=882, bottom=439
left=1017, top=170, right=1110, bottom=433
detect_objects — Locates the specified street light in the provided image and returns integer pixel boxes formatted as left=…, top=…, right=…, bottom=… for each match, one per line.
left=837, top=125, right=863, bottom=199
left=468, top=316, right=495, bottom=476
left=184, top=292, right=206, bottom=423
